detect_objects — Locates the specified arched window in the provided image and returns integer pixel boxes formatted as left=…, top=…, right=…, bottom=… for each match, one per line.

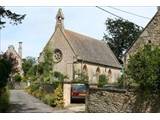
left=82, top=64, right=88, bottom=73
left=81, top=64, right=89, bottom=81
left=96, top=67, right=101, bottom=81
left=108, top=69, right=112, bottom=75
left=104, top=68, right=108, bottom=75
left=108, top=69, right=112, bottom=82
left=96, top=67, right=100, bottom=74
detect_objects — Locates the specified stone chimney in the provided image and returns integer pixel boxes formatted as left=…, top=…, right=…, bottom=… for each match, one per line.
left=158, top=6, right=160, bottom=11
left=18, top=42, right=22, bottom=58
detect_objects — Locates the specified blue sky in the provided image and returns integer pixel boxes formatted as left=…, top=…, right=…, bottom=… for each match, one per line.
left=0, top=7, right=157, bottom=58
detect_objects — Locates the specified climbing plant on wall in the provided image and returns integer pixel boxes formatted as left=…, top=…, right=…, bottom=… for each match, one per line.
left=38, top=48, right=54, bottom=83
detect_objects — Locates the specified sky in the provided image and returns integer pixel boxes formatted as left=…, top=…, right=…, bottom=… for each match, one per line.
left=0, top=6, right=158, bottom=58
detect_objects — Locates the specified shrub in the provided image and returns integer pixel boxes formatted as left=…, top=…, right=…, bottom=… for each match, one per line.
left=117, top=74, right=125, bottom=88
left=25, top=84, right=44, bottom=100
left=54, top=84, right=64, bottom=108
left=42, top=94, right=56, bottom=107
left=98, top=74, right=108, bottom=87
left=28, top=83, right=40, bottom=93
left=13, top=73, right=22, bottom=82
left=126, top=45, right=160, bottom=91
left=74, top=70, right=89, bottom=84
left=0, top=87, right=10, bottom=112
left=26, top=82, right=64, bottom=108
left=53, top=71, right=67, bottom=82
left=33, top=89, right=43, bottom=99
left=0, top=57, right=12, bottom=89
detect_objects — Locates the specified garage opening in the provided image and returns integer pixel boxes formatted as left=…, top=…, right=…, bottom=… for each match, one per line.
left=70, top=83, right=87, bottom=104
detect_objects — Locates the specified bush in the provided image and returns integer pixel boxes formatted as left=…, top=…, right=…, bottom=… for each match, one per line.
left=26, top=82, right=64, bottom=108
left=117, top=74, right=126, bottom=88
left=27, top=83, right=40, bottom=94
left=74, top=70, right=89, bottom=84
left=53, top=71, right=67, bottom=82
left=34, top=89, right=44, bottom=99
left=0, top=87, right=10, bottom=112
left=126, top=45, right=160, bottom=91
left=0, top=57, right=12, bottom=89
left=14, top=74, right=22, bottom=82
left=42, top=94, right=56, bottom=107
left=54, top=84, right=64, bottom=108
left=98, top=74, right=108, bottom=87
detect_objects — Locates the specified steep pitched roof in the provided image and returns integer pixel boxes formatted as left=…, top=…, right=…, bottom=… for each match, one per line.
left=5, top=45, right=21, bottom=59
left=64, top=29, right=121, bottom=69
left=124, top=9, right=160, bottom=56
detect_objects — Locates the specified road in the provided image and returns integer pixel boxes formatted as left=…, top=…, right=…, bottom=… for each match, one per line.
left=8, top=90, right=85, bottom=113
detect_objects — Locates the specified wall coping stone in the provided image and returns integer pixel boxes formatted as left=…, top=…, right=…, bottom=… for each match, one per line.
left=89, top=87, right=127, bottom=93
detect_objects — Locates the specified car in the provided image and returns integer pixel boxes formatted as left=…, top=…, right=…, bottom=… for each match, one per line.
left=103, top=84, right=119, bottom=89
left=71, top=84, right=87, bottom=102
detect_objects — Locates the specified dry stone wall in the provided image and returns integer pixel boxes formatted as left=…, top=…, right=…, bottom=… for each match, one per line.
left=86, top=88, right=160, bottom=113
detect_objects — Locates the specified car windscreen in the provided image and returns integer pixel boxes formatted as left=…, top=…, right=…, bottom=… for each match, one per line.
left=72, top=85, right=87, bottom=92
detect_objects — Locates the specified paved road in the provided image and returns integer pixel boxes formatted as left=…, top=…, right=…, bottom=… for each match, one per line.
left=8, top=90, right=85, bottom=113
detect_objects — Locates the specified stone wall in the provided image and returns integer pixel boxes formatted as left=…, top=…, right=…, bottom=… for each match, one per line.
left=128, top=10, right=160, bottom=55
left=124, top=10, right=160, bottom=66
left=86, top=88, right=160, bottom=113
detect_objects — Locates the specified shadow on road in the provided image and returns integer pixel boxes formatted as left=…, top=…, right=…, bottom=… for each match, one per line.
left=8, top=103, right=38, bottom=113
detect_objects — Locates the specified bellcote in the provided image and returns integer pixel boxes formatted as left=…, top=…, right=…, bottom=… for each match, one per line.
left=55, top=8, right=64, bottom=30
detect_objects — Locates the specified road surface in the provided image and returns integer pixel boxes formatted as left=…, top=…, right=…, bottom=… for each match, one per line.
left=8, top=90, right=85, bottom=113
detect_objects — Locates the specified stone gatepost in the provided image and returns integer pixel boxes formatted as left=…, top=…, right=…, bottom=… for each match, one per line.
left=63, top=82, right=71, bottom=107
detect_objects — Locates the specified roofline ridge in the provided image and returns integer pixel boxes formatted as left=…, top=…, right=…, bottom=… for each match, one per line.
left=60, top=28, right=78, bottom=58
left=123, top=10, right=159, bottom=57
left=64, top=29, right=102, bottom=43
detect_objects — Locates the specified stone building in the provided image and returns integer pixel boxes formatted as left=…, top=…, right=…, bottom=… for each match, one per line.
left=123, top=7, right=160, bottom=66
left=5, top=42, right=23, bottom=75
left=38, top=9, right=121, bottom=106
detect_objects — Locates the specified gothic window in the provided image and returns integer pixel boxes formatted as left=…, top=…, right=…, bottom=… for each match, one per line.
left=83, top=64, right=88, bottom=72
left=108, top=69, right=112, bottom=82
left=108, top=69, right=112, bottom=75
left=82, top=64, right=88, bottom=75
left=96, top=67, right=100, bottom=73
left=104, top=68, right=108, bottom=76
left=53, top=49, right=63, bottom=63
left=96, top=67, right=101, bottom=80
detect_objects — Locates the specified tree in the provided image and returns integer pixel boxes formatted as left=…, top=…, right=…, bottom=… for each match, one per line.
left=104, top=18, right=142, bottom=63
left=38, top=48, right=54, bottom=83
left=0, top=56, right=12, bottom=88
left=26, top=64, right=38, bottom=81
left=0, top=53, right=18, bottom=89
left=98, top=74, right=108, bottom=87
left=0, top=6, right=26, bottom=29
left=13, top=73, right=22, bottom=83
left=126, top=45, right=160, bottom=91
left=22, top=56, right=36, bottom=76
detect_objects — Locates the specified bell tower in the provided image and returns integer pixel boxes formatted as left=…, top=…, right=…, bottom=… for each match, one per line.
left=55, top=8, right=64, bottom=30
